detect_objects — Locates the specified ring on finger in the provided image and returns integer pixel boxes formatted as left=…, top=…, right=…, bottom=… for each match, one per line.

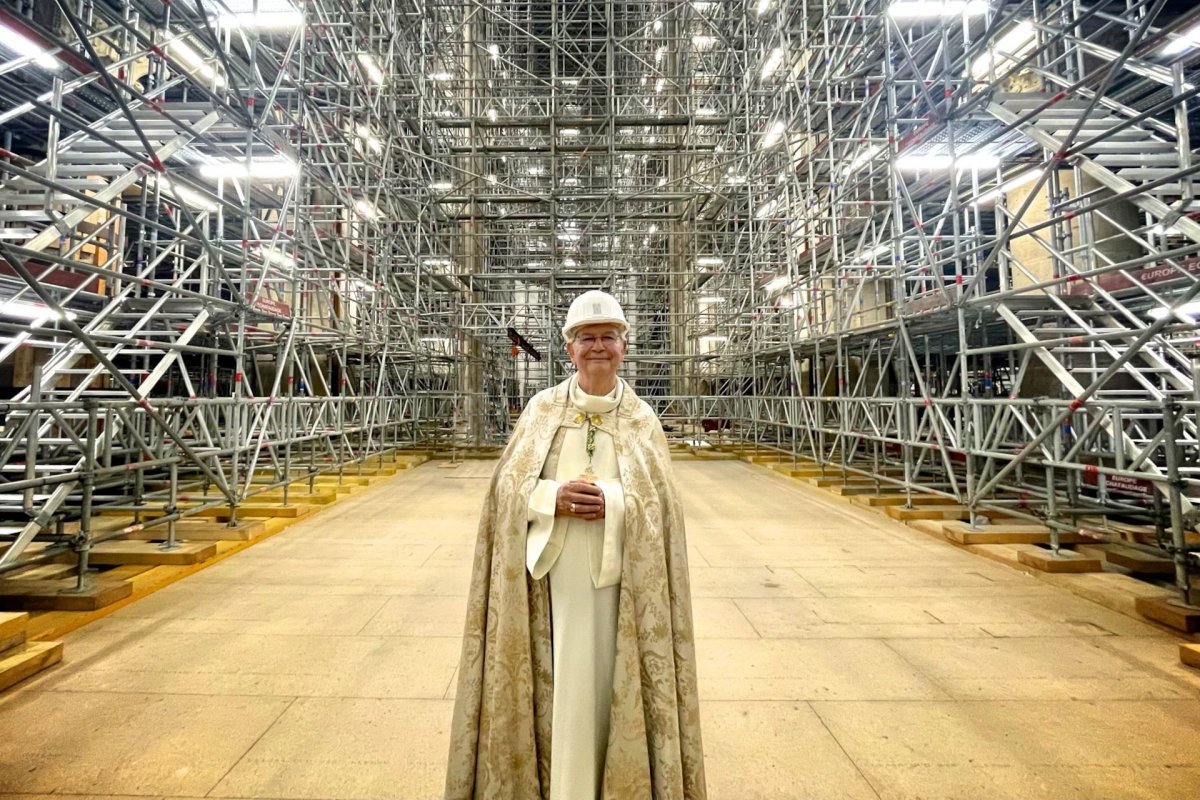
left=570, top=502, right=576, bottom=513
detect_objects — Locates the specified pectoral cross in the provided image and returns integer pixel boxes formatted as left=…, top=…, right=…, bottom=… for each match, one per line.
left=575, top=412, right=601, bottom=483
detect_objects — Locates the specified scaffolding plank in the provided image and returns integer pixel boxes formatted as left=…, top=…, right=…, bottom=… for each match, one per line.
left=1016, top=547, right=1105, bottom=574
left=0, top=578, right=132, bottom=611
left=1181, top=644, right=1200, bottom=670
left=119, top=519, right=267, bottom=542
left=0, top=611, right=27, bottom=653
left=943, top=522, right=1086, bottom=546
left=1135, top=597, right=1200, bottom=633
left=0, top=641, right=62, bottom=692
left=885, top=504, right=971, bottom=521
left=82, top=541, right=218, bottom=567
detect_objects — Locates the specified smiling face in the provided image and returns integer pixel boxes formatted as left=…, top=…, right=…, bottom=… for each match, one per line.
left=566, top=322, right=628, bottom=391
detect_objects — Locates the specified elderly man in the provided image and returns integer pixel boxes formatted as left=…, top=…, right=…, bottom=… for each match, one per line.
left=445, top=290, right=707, bottom=800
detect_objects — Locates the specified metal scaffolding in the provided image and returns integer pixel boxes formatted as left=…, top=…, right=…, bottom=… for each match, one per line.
left=0, top=0, right=1199, bottom=599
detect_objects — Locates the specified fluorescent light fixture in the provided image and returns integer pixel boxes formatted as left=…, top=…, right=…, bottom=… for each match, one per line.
left=699, top=296, right=725, bottom=304
left=0, top=228, right=36, bottom=240
left=354, top=199, right=380, bottom=220
left=761, top=47, right=785, bottom=80
left=695, top=106, right=718, bottom=117
left=200, top=156, right=298, bottom=180
left=563, top=177, right=581, bottom=186
left=756, top=0, right=773, bottom=14
left=525, top=260, right=546, bottom=268
left=692, top=35, right=716, bottom=48
left=1162, top=22, right=1200, bottom=57
left=658, top=177, right=668, bottom=186
left=1148, top=302, right=1200, bottom=319
left=842, top=143, right=884, bottom=176
left=0, top=300, right=76, bottom=322
left=765, top=275, right=789, bottom=292
left=696, top=256, right=724, bottom=267
left=563, top=257, right=578, bottom=267
left=429, top=181, right=453, bottom=190
left=258, top=247, right=296, bottom=270
left=653, top=20, right=663, bottom=32
left=557, top=232, right=582, bottom=242
left=487, top=43, right=500, bottom=58
left=486, top=174, right=497, bottom=184
left=157, top=177, right=219, bottom=212
left=726, top=174, right=747, bottom=185
left=0, top=24, right=59, bottom=70
left=215, top=10, right=304, bottom=28
left=355, top=124, right=383, bottom=153
left=357, top=52, right=384, bottom=85
left=486, top=107, right=498, bottom=122
left=168, top=39, right=226, bottom=86
left=761, top=120, right=787, bottom=148
left=428, top=71, right=454, bottom=81
left=423, top=258, right=452, bottom=267
left=896, top=153, right=1000, bottom=171
left=560, top=78, right=580, bottom=86
left=972, top=167, right=1040, bottom=205
left=656, top=77, right=666, bottom=93
left=655, top=46, right=667, bottom=64
left=560, top=127, right=580, bottom=137
left=888, top=1, right=989, bottom=19
left=971, top=20, right=1035, bottom=81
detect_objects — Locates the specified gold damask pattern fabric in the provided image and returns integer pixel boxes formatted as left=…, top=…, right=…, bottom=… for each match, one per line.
left=445, top=378, right=706, bottom=800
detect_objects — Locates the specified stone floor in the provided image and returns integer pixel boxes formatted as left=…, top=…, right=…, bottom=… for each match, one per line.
left=2, top=459, right=1199, bottom=799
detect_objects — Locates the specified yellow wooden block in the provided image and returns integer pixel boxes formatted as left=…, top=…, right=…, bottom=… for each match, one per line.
left=0, top=641, right=62, bottom=692
left=1016, top=547, right=1104, bottom=574
left=0, top=578, right=131, bottom=611
left=1181, top=644, right=1200, bottom=670
left=886, top=504, right=970, bottom=521
left=1136, top=597, right=1200, bottom=633
left=84, top=541, right=218, bottom=567
left=0, top=611, right=28, bottom=653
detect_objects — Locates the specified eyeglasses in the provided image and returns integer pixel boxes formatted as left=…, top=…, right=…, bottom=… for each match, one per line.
left=575, top=333, right=622, bottom=347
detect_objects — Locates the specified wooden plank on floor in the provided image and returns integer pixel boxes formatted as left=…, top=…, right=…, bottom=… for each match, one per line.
left=0, top=611, right=27, bottom=653
left=1095, top=544, right=1176, bottom=575
left=808, top=477, right=874, bottom=488
left=907, top=519, right=950, bottom=537
left=857, top=494, right=959, bottom=507
left=121, top=518, right=266, bottom=542
left=190, top=503, right=314, bottom=520
left=1135, top=597, right=1200, bottom=633
left=0, top=641, right=62, bottom=692
left=885, top=504, right=970, bottom=521
left=942, top=521, right=1087, bottom=545
left=5, top=564, right=77, bottom=582
left=830, top=484, right=885, bottom=496
left=1016, top=546, right=1104, bottom=573
left=1181, top=644, right=1200, bottom=670
left=253, top=490, right=338, bottom=505
left=83, top=541, right=218, bottom=567
left=0, top=578, right=132, bottom=611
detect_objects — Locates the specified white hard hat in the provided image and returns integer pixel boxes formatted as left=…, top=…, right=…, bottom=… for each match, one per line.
left=561, top=290, right=629, bottom=341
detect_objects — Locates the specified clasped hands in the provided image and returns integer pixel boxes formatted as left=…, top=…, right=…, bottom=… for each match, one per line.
left=556, top=481, right=605, bottom=520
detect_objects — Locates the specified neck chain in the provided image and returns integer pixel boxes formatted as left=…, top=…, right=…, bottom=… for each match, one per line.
left=573, top=410, right=604, bottom=483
